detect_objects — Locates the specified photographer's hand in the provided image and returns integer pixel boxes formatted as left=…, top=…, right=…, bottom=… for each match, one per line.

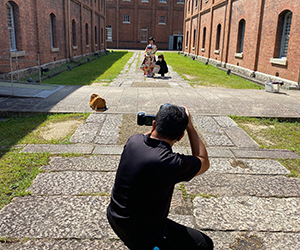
left=185, top=107, right=210, bottom=176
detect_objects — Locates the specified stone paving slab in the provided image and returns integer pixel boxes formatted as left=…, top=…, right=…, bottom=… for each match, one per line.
left=20, top=144, right=94, bottom=154
left=209, top=158, right=290, bottom=175
left=185, top=172, right=300, bottom=197
left=69, top=122, right=102, bottom=143
left=1, top=231, right=300, bottom=250
left=43, top=155, right=121, bottom=172
left=202, top=133, right=235, bottom=147
left=204, top=231, right=300, bottom=250
left=86, top=113, right=107, bottom=123
left=232, top=148, right=300, bottom=159
left=193, top=116, right=224, bottom=133
left=94, top=114, right=123, bottom=144
left=205, top=147, right=235, bottom=158
left=224, top=126, right=259, bottom=148
left=193, top=196, right=300, bottom=232
left=213, top=116, right=239, bottom=128
left=93, top=145, right=124, bottom=155
left=0, top=196, right=116, bottom=239
left=0, top=239, right=128, bottom=250
left=27, top=171, right=115, bottom=195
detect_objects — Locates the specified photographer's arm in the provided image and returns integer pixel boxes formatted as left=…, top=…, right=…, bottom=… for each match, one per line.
left=186, top=109, right=210, bottom=176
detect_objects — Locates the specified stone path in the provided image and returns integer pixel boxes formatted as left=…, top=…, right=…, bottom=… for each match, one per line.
left=1, top=50, right=300, bottom=117
left=1, top=52, right=300, bottom=249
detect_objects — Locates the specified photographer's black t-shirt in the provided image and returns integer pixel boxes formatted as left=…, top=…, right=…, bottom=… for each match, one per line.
left=107, top=134, right=201, bottom=250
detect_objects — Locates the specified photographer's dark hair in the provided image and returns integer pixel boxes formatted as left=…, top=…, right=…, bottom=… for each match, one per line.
left=155, top=104, right=188, bottom=140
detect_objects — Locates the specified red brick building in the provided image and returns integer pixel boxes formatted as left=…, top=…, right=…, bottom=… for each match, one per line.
left=184, top=0, right=300, bottom=87
left=0, top=0, right=106, bottom=76
left=106, top=0, right=185, bottom=50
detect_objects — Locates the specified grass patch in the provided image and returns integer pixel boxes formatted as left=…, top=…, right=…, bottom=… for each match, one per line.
left=0, top=113, right=89, bottom=146
left=0, top=149, right=49, bottom=210
left=232, top=116, right=300, bottom=177
left=164, top=53, right=263, bottom=89
left=43, top=51, right=133, bottom=85
left=0, top=113, right=92, bottom=210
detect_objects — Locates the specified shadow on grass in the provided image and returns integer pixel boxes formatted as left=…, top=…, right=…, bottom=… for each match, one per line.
left=0, top=114, right=51, bottom=209
left=43, top=51, right=129, bottom=85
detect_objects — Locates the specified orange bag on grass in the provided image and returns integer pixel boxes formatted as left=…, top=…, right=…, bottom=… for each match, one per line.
left=89, top=94, right=107, bottom=111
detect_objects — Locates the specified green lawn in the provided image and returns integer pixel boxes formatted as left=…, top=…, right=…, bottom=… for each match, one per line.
left=232, top=116, right=300, bottom=177
left=164, top=53, right=263, bottom=89
left=0, top=113, right=89, bottom=210
left=43, top=51, right=133, bottom=85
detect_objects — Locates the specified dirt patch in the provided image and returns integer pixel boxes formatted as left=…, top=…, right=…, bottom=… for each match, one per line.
left=118, top=114, right=198, bottom=147
left=183, top=74, right=196, bottom=80
left=242, top=123, right=275, bottom=132
left=231, top=159, right=250, bottom=169
left=240, top=123, right=276, bottom=146
left=230, top=234, right=263, bottom=250
left=37, top=120, right=82, bottom=141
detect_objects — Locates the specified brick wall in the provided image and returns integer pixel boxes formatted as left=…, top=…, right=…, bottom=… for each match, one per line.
left=106, top=0, right=184, bottom=50
left=0, top=0, right=106, bottom=75
left=184, top=0, right=300, bottom=85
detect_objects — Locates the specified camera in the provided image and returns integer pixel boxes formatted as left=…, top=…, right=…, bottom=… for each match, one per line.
left=137, top=111, right=155, bottom=126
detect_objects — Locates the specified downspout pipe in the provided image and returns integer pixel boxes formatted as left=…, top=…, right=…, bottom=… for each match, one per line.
left=220, top=0, right=228, bottom=66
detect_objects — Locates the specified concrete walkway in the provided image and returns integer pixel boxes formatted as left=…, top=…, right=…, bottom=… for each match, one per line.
left=0, top=51, right=300, bottom=117
left=1, top=51, right=300, bottom=249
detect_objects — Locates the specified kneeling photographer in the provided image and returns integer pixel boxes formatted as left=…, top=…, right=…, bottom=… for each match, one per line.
left=107, top=104, right=213, bottom=250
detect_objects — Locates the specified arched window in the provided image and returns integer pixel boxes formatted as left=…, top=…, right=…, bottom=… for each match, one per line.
left=237, top=19, right=246, bottom=53
left=193, top=29, right=196, bottom=48
left=280, top=11, right=292, bottom=58
left=274, top=10, right=293, bottom=58
left=50, top=13, right=57, bottom=48
left=202, top=27, right=206, bottom=49
left=216, top=24, right=221, bottom=50
left=72, top=19, right=76, bottom=46
left=6, top=2, right=17, bottom=51
left=86, top=23, right=89, bottom=45
left=123, top=14, right=130, bottom=23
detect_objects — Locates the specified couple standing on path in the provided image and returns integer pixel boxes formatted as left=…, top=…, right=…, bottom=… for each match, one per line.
left=142, top=37, right=168, bottom=78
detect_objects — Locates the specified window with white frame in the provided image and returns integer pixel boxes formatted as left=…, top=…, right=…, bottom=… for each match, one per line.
left=160, top=0, right=167, bottom=3
left=6, top=2, right=17, bottom=51
left=141, top=0, right=148, bottom=2
left=141, top=27, right=148, bottom=42
left=106, top=25, right=112, bottom=41
left=50, top=13, right=57, bottom=48
left=123, top=14, right=130, bottom=23
left=159, top=16, right=166, bottom=24
left=177, top=0, right=184, bottom=3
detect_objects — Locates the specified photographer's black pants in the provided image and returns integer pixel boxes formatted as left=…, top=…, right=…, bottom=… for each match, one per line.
left=154, top=219, right=213, bottom=250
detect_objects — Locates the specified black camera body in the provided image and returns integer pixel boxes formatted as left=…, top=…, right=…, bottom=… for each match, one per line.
left=137, top=111, right=155, bottom=126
